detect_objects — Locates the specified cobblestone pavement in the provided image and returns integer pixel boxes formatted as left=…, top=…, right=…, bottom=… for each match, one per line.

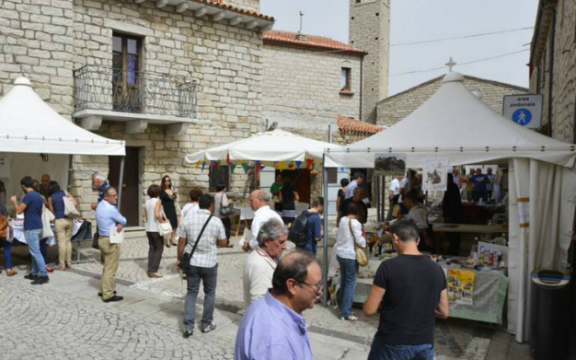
left=1, top=232, right=528, bottom=360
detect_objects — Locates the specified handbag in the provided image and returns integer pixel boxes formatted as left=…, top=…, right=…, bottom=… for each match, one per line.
left=179, top=215, right=212, bottom=273
left=349, top=218, right=368, bottom=267
left=41, top=206, right=55, bottom=239
left=63, top=195, right=81, bottom=219
left=219, top=194, right=234, bottom=217
left=0, top=215, right=8, bottom=239
left=157, top=221, right=173, bottom=236
left=72, top=221, right=93, bottom=242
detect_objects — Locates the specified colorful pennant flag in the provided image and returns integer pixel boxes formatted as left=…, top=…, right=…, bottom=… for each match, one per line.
left=295, top=161, right=302, bottom=170
left=231, top=164, right=236, bottom=173
left=226, top=154, right=230, bottom=166
left=242, top=163, right=248, bottom=173
left=276, top=161, right=284, bottom=169
left=306, top=159, right=313, bottom=170
left=201, top=162, right=206, bottom=171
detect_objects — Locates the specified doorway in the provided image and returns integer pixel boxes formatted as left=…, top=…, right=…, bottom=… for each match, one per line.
left=275, top=169, right=311, bottom=204
left=109, top=147, right=141, bottom=227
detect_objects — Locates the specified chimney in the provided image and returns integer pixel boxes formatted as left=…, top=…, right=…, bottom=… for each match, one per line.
left=295, top=33, right=307, bottom=41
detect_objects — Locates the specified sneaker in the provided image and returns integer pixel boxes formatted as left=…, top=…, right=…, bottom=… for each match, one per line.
left=201, top=323, right=217, bottom=334
left=103, top=295, right=123, bottom=303
left=183, top=329, right=194, bottom=338
left=24, top=273, right=37, bottom=280
left=31, top=275, right=49, bottom=285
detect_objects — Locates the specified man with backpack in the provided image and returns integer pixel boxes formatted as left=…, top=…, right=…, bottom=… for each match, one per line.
left=289, top=197, right=323, bottom=256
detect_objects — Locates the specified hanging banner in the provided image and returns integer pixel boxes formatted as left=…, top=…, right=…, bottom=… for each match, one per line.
left=422, top=158, right=449, bottom=191
left=374, top=153, right=406, bottom=176
left=447, top=268, right=475, bottom=305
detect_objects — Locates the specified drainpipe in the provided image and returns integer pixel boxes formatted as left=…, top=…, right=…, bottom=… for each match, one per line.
left=359, top=57, right=364, bottom=121
left=547, top=5, right=556, bottom=138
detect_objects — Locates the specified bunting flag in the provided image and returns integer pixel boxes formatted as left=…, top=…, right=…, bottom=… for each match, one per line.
left=295, top=161, right=302, bottom=170
left=311, top=162, right=316, bottom=170
left=242, top=163, right=248, bottom=173
left=195, top=161, right=201, bottom=169
left=255, top=161, right=261, bottom=174
left=288, top=162, right=295, bottom=169
left=226, top=154, right=230, bottom=166
left=201, top=162, right=206, bottom=171
left=231, top=164, right=236, bottom=173
left=273, top=161, right=278, bottom=167
left=306, top=159, right=313, bottom=170
left=276, top=161, right=284, bottom=169
left=261, top=165, right=266, bottom=170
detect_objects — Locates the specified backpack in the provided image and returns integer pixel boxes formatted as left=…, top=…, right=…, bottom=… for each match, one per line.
left=288, top=211, right=314, bottom=247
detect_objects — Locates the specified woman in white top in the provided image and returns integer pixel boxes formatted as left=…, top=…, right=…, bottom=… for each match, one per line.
left=145, top=185, right=166, bottom=278
left=335, top=202, right=366, bottom=321
left=214, top=184, right=234, bottom=247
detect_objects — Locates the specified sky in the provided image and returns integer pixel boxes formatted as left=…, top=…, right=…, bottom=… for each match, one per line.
left=261, top=0, right=539, bottom=95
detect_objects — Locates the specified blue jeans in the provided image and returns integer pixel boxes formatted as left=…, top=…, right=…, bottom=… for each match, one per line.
left=26, top=229, right=47, bottom=277
left=337, top=255, right=358, bottom=318
left=0, top=239, right=13, bottom=268
left=368, top=338, right=434, bottom=360
left=299, top=241, right=317, bottom=256
left=184, top=264, right=218, bottom=331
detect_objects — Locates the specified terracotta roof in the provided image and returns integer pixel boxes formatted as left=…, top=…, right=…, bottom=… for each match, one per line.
left=263, top=30, right=366, bottom=55
left=337, top=115, right=385, bottom=134
left=192, top=0, right=274, bottom=22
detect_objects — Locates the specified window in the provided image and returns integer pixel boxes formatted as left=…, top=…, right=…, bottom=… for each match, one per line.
left=209, top=165, right=230, bottom=192
left=112, top=33, right=142, bottom=112
left=341, top=68, right=351, bottom=92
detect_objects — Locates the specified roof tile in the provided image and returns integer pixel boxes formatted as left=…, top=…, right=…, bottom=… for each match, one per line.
left=337, top=115, right=385, bottom=134
left=192, top=0, right=274, bottom=22
left=263, top=30, right=366, bottom=55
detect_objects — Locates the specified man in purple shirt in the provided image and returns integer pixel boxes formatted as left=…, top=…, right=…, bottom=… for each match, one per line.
left=234, top=251, right=322, bottom=360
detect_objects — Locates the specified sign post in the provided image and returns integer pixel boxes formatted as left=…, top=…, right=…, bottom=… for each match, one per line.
left=502, top=94, right=543, bottom=129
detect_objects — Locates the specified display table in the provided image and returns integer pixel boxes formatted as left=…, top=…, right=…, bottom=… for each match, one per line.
left=329, top=254, right=508, bottom=325
left=9, top=217, right=84, bottom=246
left=433, top=223, right=508, bottom=234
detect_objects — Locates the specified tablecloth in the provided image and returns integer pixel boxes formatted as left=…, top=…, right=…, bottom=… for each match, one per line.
left=9, top=218, right=83, bottom=246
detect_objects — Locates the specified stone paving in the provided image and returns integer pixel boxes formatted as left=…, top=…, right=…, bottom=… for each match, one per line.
left=0, top=232, right=533, bottom=360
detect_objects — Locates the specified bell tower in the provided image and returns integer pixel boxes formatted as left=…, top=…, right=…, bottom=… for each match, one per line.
left=349, top=0, right=391, bottom=123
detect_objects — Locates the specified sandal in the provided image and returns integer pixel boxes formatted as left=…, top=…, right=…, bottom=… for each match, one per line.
left=66, top=261, right=72, bottom=270
left=46, top=266, right=54, bottom=273
left=341, top=316, right=358, bottom=321
left=7, top=269, right=17, bottom=277
left=55, top=265, right=66, bottom=271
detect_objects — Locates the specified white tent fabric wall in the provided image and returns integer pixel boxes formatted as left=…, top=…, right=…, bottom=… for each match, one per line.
left=508, top=158, right=576, bottom=342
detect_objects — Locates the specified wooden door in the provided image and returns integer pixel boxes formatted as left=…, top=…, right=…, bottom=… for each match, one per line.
left=109, top=147, right=140, bottom=227
left=277, top=169, right=311, bottom=204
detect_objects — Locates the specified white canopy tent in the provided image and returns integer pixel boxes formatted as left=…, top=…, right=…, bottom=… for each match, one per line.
left=324, top=72, right=576, bottom=343
left=185, top=129, right=342, bottom=164
left=0, top=77, right=125, bottom=201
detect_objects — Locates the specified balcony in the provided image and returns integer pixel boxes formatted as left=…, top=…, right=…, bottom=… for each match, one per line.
left=73, top=65, right=198, bottom=135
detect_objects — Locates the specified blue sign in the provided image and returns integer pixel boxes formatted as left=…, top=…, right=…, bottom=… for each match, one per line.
left=512, top=108, right=532, bottom=126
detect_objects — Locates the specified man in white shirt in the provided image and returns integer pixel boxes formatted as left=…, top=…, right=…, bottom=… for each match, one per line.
left=398, top=170, right=414, bottom=215
left=345, top=172, right=364, bottom=199
left=243, top=218, right=287, bottom=308
left=386, top=176, right=402, bottom=220
left=177, top=194, right=227, bottom=338
left=243, top=190, right=283, bottom=251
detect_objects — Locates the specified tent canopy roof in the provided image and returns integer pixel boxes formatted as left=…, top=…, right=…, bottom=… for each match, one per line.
left=0, top=77, right=125, bottom=156
left=326, top=72, right=576, bottom=168
left=186, top=129, right=341, bottom=164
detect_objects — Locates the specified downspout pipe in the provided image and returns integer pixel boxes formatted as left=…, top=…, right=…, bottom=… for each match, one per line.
left=547, top=4, right=556, bottom=137
left=359, top=57, right=364, bottom=121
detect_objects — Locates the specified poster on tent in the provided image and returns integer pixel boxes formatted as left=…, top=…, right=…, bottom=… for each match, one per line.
left=422, top=158, right=449, bottom=191
left=447, top=268, right=475, bottom=305
left=374, top=153, right=406, bottom=176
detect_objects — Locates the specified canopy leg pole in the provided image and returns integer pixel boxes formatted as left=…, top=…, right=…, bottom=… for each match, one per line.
left=117, top=156, right=125, bottom=209
left=322, top=155, right=329, bottom=306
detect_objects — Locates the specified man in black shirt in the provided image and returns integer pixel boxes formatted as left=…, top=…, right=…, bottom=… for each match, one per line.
left=364, top=219, right=449, bottom=360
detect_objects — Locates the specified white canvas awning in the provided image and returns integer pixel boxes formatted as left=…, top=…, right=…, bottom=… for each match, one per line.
left=325, top=72, right=576, bottom=169
left=185, top=129, right=341, bottom=164
left=0, top=77, right=125, bottom=156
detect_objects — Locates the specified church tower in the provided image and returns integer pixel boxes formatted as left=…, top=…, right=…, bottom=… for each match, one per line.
left=349, top=0, right=390, bottom=123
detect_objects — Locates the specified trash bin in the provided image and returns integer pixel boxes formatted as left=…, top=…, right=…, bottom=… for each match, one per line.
left=530, top=270, right=571, bottom=360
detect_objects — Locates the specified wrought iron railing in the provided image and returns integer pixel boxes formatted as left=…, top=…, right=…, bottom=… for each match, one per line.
left=73, top=65, right=197, bottom=118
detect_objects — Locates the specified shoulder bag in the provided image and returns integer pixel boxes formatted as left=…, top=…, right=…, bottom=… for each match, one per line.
left=63, top=194, right=81, bottom=219
left=157, top=221, right=173, bottom=236
left=41, top=206, right=55, bottom=239
left=349, top=218, right=368, bottom=267
left=179, top=215, right=212, bottom=273
left=219, top=193, right=234, bottom=217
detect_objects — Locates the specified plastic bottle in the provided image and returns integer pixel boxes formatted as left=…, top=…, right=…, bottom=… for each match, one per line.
left=489, top=251, right=494, bottom=266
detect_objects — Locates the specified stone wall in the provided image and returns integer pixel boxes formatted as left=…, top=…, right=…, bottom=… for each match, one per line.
left=0, top=0, right=75, bottom=118
left=530, top=0, right=576, bottom=143
left=227, top=0, right=259, bottom=12
left=349, top=0, right=390, bottom=123
left=377, top=75, right=529, bottom=127
left=262, top=44, right=362, bottom=135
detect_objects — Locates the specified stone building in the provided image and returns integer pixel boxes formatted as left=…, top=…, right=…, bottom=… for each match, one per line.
left=0, top=0, right=274, bottom=226
left=262, top=30, right=366, bottom=142
left=349, top=0, right=390, bottom=123
left=376, top=74, right=528, bottom=127
left=528, top=0, right=576, bottom=144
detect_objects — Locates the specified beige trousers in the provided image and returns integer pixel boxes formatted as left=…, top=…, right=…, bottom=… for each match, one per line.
left=98, top=236, right=120, bottom=300
left=55, top=218, right=73, bottom=264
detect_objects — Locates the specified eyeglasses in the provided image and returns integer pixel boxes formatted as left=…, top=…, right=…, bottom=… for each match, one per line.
left=298, top=281, right=323, bottom=292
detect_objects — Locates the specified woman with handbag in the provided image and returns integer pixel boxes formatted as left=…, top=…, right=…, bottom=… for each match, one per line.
left=34, top=179, right=54, bottom=273
left=279, top=177, right=299, bottom=225
left=214, top=184, right=233, bottom=247
left=48, top=181, right=79, bottom=271
left=160, top=175, right=179, bottom=247
left=145, top=185, right=166, bottom=278
left=0, top=180, right=17, bottom=277
left=335, top=202, right=366, bottom=321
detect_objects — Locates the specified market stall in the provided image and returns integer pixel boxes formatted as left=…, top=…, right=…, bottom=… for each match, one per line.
left=323, top=71, right=576, bottom=342
left=0, top=77, right=125, bottom=257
